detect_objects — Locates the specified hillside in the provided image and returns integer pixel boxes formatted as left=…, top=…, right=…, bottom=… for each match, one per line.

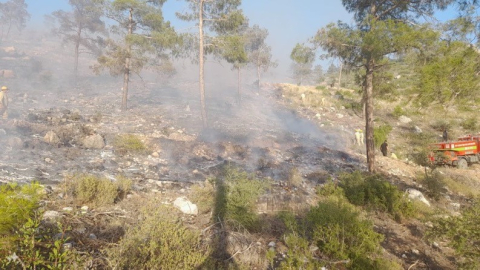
left=0, top=36, right=479, bottom=270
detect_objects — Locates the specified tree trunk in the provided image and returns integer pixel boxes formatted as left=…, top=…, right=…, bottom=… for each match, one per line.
left=256, top=59, right=261, bottom=89
left=365, top=58, right=375, bottom=172
left=338, top=61, right=343, bottom=89
left=237, top=67, right=241, bottom=101
left=121, top=8, right=133, bottom=112
left=74, top=28, right=82, bottom=81
left=199, top=0, right=207, bottom=127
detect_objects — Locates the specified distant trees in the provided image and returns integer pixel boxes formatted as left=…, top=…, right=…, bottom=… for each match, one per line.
left=290, top=43, right=315, bottom=85
left=94, top=0, right=180, bottom=111
left=177, top=0, right=245, bottom=127
left=0, top=0, right=29, bottom=40
left=313, top=0, right=452, bottom=172
left=245, top=25, right=277, bottom=88
left=48, top=0, right=107, bottom=79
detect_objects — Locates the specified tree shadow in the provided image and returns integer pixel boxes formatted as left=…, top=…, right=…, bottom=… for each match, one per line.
left=197, top=165, right=240, bottom=270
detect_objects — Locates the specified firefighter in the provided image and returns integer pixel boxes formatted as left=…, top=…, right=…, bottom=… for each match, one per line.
left=0, top=86, right=8, bottom=119
left=380, top=140, right=388, bottom=157
left=443, top=129, right=448, bottom=141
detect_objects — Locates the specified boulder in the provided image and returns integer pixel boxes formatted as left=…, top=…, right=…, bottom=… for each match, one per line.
left=398, top=115, right=412, bottom=124
left=406, top=188, right=430, bottom=206
left=82, top=134, right=105, bottom=149
left=44, top=130, right=60, bottom=144
left=173, top=197, right=198, bottom=215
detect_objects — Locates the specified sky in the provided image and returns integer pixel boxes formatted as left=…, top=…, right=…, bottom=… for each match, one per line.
left=17, top=0, right=458, bottom=79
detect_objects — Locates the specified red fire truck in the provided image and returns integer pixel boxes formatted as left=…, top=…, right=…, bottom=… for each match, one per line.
left=429, top=134, right=480, bottom=169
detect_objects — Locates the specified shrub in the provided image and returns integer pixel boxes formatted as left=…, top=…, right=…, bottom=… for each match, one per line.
left=69, top=174, right=131, bottom=207
left=306, top=199, right=383, bottom=266
left=214, top=166, right=270, bottom=232
left=0, top=216, right=74, bottom=270
left=460, top=117, right=477, bottom=132
left=191, top=179, right=216, bottom=214
left=113, top=134, right=146, bottom=155
left=106, top=205, right=208, bottom=270
left=339, top=171, right=415, bottom=220
left=392, top=105, right=404, bottom=118
left=373, top=124, right=392, bottom=148
left=431, top=120, right=451, bottom=132
left=0, top=182, right=43, bottom=235
left=421, top=171, right=446, bottom=201
left=287, top=168, right=303, bottom=187
left=278, top=234, right=325, bottom=270
left=427, top=199, right=480, bottom=269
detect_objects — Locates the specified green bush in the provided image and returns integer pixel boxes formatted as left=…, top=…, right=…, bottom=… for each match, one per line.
left=69, top=174, right=131, bottom=207
left=106, top=206, right=208, bottom=270
left=431, top=120, right=451, bottom=132
left=214, top=167, right=270, bottom=232
left=306, top=200, right=383, bottom=265
left=392, top=105, right=404, bottom=118
left=0, top=182, right=43, bottom=235
left=460, top=117, right=477, bottom=132
left=339, top=171, right=415, bottom=220
left=373, top=124, right=392, bottom=148
left=421, top=171, right=446, bottom=201
left=277, top=199, right=384, bottom=269
left=427, top=199, right=480, bottom=269
left=113, top=134, right=147, bottom=155
left=279, top=234, right=325, bottom=270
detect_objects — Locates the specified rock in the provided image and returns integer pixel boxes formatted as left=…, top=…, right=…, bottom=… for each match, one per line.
left=173, top=197, right=198, bottom=215
left=42, top=210, right=61, bottom=221
left=414, top=126, right=422, bottom=133
left=1, top=70, right=15, bottom=78
left=7, top=137, right=22, bottom=148
left=62, top=207, right=74, bottom=212
left=391, top=153, right=398, bottom=159
left=406, top=188, right=430, bottom=206
left=398, top=115, right=412, bottom=124
left=82, top=134, right=105, bottom=149
left=44, top=130, right=60, bottom=144
left=2, top=46, right=15, bottom=53
left=412, top=249, right=420, bottom=255
left=0, top=129, right=6, bottom=136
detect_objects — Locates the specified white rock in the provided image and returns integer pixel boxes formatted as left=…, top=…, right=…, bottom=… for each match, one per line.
left=399, top=115, right=412, bottom=124
left=42, top=210, right=61, bottom=220
left=82, top=134, right=105, bottom=149
left=406, top=188, right=430, bottom=206
left=173, top=197, right=198, bottom=215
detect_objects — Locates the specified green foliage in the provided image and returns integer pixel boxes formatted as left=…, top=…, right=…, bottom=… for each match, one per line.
left=69, top=174, right=131, bottom=206
left=392, top=105, right=404, bottom=118
left=191, top=179, right=216, bottom=214
left=306, top=200, right=383, bottom=264
left=0, top=215, right=74, bottom=270
left=373, top=124, right=392, bottom=148
left=339, top=171, right=415, bottom=220
left=414, top=41, right=480, bottom=110
left=427, top=199, right=480, bottom=269
left=214, top=166, right=270, bottom=232
left=460, top=117, right=477, bottom=132
left=431, top=119, right=451, bottom=132
left=279, top=234, right=325, bottom=270
left=421, top=170, right=446, bottom=201
left=106, top=205, right=208, bottom=270
left=0, top=182, right=43, bottom=235
left=113, top=134, right=147, bottom=155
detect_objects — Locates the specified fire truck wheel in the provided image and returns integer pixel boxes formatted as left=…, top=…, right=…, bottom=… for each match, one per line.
left=457, top=158, right=468, bottom=169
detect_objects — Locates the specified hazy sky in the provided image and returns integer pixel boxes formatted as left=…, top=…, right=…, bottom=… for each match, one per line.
left=20, top=0, right=457, bottom=78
